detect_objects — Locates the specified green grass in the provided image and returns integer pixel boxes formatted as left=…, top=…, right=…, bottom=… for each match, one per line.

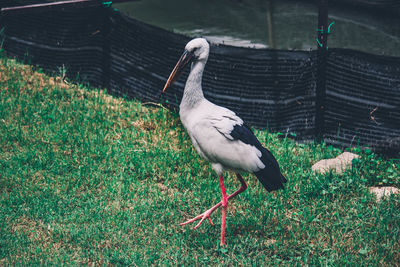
left=0, top=55, right=399, bottom=266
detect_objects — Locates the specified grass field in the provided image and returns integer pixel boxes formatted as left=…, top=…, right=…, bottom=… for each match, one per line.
left=0, top=54, right=399, bottom=265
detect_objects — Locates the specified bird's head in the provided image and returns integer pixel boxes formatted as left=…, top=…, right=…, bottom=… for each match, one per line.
left=163, top=38, right=209, bottom=93
left=185, top=38, right=210, bottom=61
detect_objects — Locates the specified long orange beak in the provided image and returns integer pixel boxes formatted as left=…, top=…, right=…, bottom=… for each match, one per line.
left=163, top=50, right=194, bottom=93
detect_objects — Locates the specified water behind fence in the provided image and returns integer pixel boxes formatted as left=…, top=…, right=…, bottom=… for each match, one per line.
left=1, top=1, right=399, bottom=154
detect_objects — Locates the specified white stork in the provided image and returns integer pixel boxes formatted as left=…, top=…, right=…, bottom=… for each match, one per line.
left=163, top=38, right=287, bottom=246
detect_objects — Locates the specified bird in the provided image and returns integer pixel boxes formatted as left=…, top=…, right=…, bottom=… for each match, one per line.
left=162, top=38, right=287, bottom=246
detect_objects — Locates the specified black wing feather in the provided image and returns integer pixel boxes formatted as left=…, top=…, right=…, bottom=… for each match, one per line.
left=230, top=124, right=287, bottom=192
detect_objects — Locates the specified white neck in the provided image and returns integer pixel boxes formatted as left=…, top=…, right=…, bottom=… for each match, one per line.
left=180, top=60, right=206, bottom=109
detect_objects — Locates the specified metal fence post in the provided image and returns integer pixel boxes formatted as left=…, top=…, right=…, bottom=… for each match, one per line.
left=316, top=0, right=329, bottom=142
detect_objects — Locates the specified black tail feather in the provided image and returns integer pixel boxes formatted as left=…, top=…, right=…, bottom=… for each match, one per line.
left=254, top=147, right=286, bottom=192
left=229, top=123, right=286, bottom=192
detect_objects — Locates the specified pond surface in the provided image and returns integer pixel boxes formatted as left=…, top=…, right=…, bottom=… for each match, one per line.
left=115, top=0, right=400, bottom=57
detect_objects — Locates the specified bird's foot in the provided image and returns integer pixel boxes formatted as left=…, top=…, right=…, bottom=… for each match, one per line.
left=180, top=204, right=220, bottom=229
left=180, top=173, right=247, bottom=231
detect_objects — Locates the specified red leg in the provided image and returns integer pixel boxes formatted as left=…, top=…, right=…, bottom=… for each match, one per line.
left=219, top=175, right=228, bottom=246
left=180, top=173, right=247, bottom=230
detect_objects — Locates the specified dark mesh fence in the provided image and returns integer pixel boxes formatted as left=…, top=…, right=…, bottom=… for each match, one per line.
left=1, top=5, right=107, bottom=86
left=325, top=49, right=400, bottom=151
left=1, top=3, right=399, bottom=153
